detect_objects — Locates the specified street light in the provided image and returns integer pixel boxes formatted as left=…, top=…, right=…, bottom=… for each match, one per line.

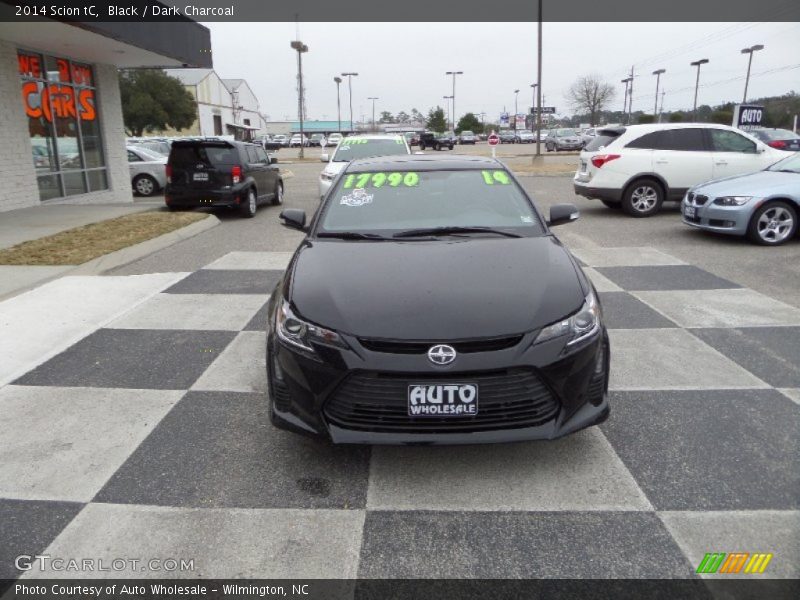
left=513, top=89, right=520, bottom=130
left=690, top=58, right=709, bottom=119
left=290, top=40, right=308, bottom=158
left=333, top=76, right=342, bottom=133
left=368, top=97, right=379, bottom=132
left=535, top=0, right=543, bottom=156
left=621, top=77, right=632, bottom=124
left=445, top=71, right=463, bottom=131
left=341, top=72, right=358, bottom=133
left=652, top=69, right=665, bottom=120
left=741, top=44, right=764, bottom=103
left=443, top=95, right=453, bottom=129
left=530, top=83, right=538, bottom=114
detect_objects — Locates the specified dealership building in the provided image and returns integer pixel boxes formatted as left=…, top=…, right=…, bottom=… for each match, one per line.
left=0, top=13, right=212, bottom=213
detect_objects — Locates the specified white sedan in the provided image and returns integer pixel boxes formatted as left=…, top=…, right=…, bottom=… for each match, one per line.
left=127, top=146, right=167, bottom=197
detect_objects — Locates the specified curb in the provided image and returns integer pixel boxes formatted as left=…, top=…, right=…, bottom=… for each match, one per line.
left=0, top=214, right=220, bottom=301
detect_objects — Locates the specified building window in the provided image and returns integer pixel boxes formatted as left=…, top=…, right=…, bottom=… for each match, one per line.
left=243, top=118, right=250, bottom=126
left=18, top=51, right=107, bottom=201
left=213, top=115, right=222, bottom=135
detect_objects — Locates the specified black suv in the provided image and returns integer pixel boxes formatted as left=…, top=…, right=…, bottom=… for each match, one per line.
left=165, top=139, right=284, bottom=218
left=418, top=131, right=454, bottom=151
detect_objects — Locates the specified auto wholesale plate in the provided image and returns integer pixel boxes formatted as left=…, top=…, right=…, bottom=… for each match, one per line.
left=407, top=383, right=479, bottom=417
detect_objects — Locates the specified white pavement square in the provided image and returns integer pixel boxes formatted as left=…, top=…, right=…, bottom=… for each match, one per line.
left=0, top=386, right=181, bottom=502
left=203, top=251, right=295, bottom=271
left=659, top=510, right=800, bottom=579
left=192, top=331, right=267, bottom=393
left=570, top=247, right=686, bottom=268
left=633, top=288, right=800, bottom=329
left=778, top=388, right=800, bottom=406
left=367, top=428, right=652, bottom=512
left=583, top=268, right=623, bottom=293
left=24, top=504, right=366, bottom=579
left=0, top=273, right=188, bottom=386
left=608, top=328, right=769, bottom=391
left=110, top=293, right=265, bottom=331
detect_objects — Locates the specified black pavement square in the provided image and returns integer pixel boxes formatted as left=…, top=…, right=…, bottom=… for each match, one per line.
left=357, top=511, right=695, bottom=579
left=94, top=391, right=371, bottom=509
left=0, top=499, right=83, bottom=579
left=602, top=390, right=800, bottom=511
left=164, top=269, right=283, bottom=295
left=690, top=327, right=800, bottom=388
left=14, top=329, right=235, bottom=389
left=595, top=265, right=740, bottom=291
left=598, top=291, right=677, bottom=329
left=244, top=300, right=270, bottom=331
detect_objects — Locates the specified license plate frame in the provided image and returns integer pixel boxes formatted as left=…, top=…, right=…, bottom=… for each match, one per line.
left=407, top=383, right=479, bottom=417
left=193, top=172, right=209, bottom=182
left=684, top=205, right=696, bottom=218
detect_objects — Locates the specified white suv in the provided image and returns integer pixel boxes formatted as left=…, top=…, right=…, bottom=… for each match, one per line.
left=573, top=123, right=789, bottom=217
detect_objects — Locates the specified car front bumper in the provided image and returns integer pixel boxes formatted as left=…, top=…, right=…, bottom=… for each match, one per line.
left=681, top=198, right=753, bottom=236
left=267, top=311, right=610, bottom=445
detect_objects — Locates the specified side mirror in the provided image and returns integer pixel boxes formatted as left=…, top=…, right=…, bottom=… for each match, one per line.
left=280, top=209, right=307, bottom=232
left=548, top=203, right=580, bottom=227
left=270, top=156, right=278, bottom=165
left=320, top=154, right=329, bottom=163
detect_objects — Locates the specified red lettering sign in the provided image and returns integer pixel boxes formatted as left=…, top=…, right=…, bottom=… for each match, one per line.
left=22, top=83, right=96, bottom=122
left=18, top=53, right=41, bottom=78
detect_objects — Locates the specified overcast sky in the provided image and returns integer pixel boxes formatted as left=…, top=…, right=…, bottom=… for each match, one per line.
left=204, top=22, right=800, bottom=123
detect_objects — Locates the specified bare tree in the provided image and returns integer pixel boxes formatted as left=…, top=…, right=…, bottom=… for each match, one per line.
left=567, top=75, right=615, bottom=126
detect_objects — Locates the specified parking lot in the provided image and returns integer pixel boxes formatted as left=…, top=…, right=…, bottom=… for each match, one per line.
left=1, top=155, right=798, bottom=583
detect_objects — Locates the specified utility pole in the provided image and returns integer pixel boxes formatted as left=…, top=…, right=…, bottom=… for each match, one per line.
left=368, top=97, right=378, bottom=132
left=333, top=76, right=342, bottom=133
left=690, top=58, right=709, bottom=119
left=627, top=65, right=635, bottom=124
left=659, top=89, right=665, bottom=123
left=652, top=69, right=665, bottom=118
left=513, top=89, right=520, bottom=131
left=535, top=0, right=543, bottom=156
left=290, top=40, right=308, bottom=158
left=621, top=78, right=632, bottom=124
left=445, top=71, right=463, bottom=131
left=741, top=44, right=764, bottom=103
left=341, top=72, right=358, bottom=133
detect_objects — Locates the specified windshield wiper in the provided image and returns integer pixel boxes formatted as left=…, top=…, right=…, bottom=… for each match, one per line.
left=317, top=231, right=387, bottom=240
left=393, top=226, right=523, bottom=239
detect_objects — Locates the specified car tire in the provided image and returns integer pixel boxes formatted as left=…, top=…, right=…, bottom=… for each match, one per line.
left=434, top=143, right=441, bottom=151
left=271, top=181, right=284, bottom=206
left=622, top=178, right=664, bottom=217
left=449, top=145, right=454, bottom=150
left=747, top=200, right=797, bottom=246
left=546, top=143, right=553, bottom=152
left=600, top=200, right=621, bottom=209
left=419, top=143, right=426, bottom=151
left=133, top=174, right=158, bottom=197
left=240, top=188, right=257, bottom=218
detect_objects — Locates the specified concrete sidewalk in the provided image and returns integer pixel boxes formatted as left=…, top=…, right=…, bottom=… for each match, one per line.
left=0, top=203, right=218, bottom=300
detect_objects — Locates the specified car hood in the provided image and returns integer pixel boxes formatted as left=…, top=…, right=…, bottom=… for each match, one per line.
left=321, top=161, right=347, bottom=177
left=692, top=170, right=798, bottom=197
left=286, top=236, right=585, bottom=340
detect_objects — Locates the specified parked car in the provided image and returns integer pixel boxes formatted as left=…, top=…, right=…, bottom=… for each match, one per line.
left=309, top=133, right=327, bottom=147
left=499, top=130, right=516, bottom=144
left=253, top=135, right=283, bottom=152
left=271, top=154, right=609, bottom=444
left=748, top=128, right=800, bottom=152
left=682, top=151, right=799, bottom=246
left=328, top=133, right=344, bottom=146
left=318, top=134, right=411, bottom=198
left=545, top=129, right=583, bottom=152
left=573, top=123, right=791, bottom=217
left=165, top=139, right=283, bottom=218
left=404, top=131, right=420, bottom=146
left=290, top=134, right=309, bottom=148
left=515, top=130, right=536, bottom=144
left=418, top=131, right=454, bottom=151
left=458, top=130, right=476, bottom=144
left=581, top=128, right=600, bottom=148
left=128, top=138, right=171, bottom=157
left=127, top=145, right=167, bottom=197
left=272, top=134, right=289, bottom=147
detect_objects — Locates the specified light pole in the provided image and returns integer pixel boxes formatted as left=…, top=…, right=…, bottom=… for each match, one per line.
left=513, top=89, right=519, bottom=131
left=443, top=95, right=453, bottom=129
left=741, top=44, right=764, bottom=103
left=290, top=40, right=308, bottom=158
left=368, top=97, right=379, bottom=132
left=445, top=71, right=463, bottom=131
left=690, top=58, right=709, bottom=119
left=652, top=69, right=665, bottom=119
left=341, top=72, right=358, bottom=133
left=333, top=76, right=342, bottom=133
left=530, top=83, right=538, bottom=114
left=621, top=78, right=631, bottom=124
left=535, top=0, right=543, bottom=156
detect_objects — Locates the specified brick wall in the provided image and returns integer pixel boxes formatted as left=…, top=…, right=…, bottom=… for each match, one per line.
left=0, top=41, right=133, bottom=213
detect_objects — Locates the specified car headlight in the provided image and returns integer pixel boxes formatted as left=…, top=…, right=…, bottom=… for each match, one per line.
left=276, top=300, right=348, bottom=353
left=713, top=196, right=752, bottom=206
left=534, top=290, right=601, bottom=347
left=320, top=172, right=336, bottom=182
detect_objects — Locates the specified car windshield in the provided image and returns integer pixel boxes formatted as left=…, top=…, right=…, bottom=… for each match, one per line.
left=556, top=129, right=576, bottom=137
left=756, top=129, right=799, bottom=141
left=317, top=169, right=544, bottom=237
left=331, top=138, right=408, bottom=162
left=766, top=153, right=800, bottom=173
left=136, top=147, right=165, bottom=161
left=462, top=131, right=473, bottom=136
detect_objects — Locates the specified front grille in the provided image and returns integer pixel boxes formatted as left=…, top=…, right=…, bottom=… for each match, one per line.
left=358, top=335, right=523, bottom=354
left=324, top=368, right=559, bottom=433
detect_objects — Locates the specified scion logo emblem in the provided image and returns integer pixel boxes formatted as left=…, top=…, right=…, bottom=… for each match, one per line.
left=428, top=344, right=456, bottom=365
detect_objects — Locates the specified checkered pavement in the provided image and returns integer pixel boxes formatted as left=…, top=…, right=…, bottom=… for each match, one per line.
left=0, top=248, right=798, bottom=581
